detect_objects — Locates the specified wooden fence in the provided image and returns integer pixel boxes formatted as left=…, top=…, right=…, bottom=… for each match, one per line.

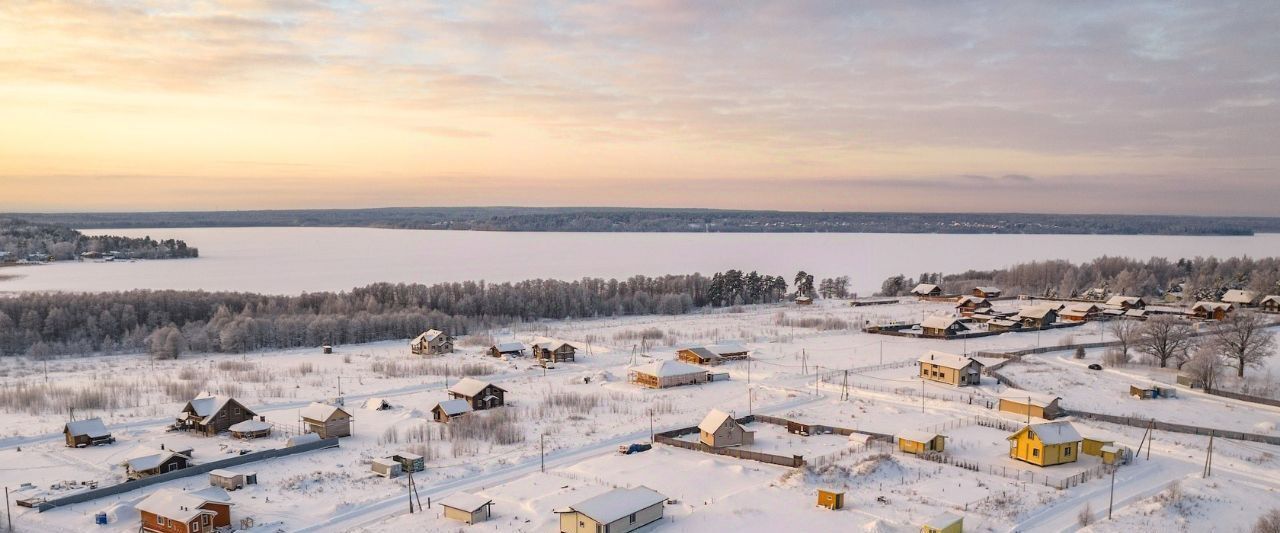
left=654, top=416, right=804, bottom=468
left=1068, top=410, right=1280, bottom=446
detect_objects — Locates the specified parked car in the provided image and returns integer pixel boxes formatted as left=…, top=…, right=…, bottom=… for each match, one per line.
left=618, top=443, right=652, bottom=455
left=1087, top=363, right=1103, bottom=370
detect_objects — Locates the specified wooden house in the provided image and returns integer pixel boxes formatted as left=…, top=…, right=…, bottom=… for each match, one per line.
left=1081, top=438, right=1113, bottom=457
left=448, top=378, right=507, bottom=410
left=392, top=452, right=425, bottom=473
left=897, top=430, right=945, bottom=455
left=698, top=409, right=754, bottom=448
left=1007, top=421, right=1082, bottom=467
left=531, top=341, right=576, bottom=363
left=1059, top=303, right=1102, bottom=322
left=1192, top=301, right=1233, bottom=320
left=440, top=492, right=495, bottom=525
left=676, top=346, right=720, bottom=366
left=300, top=402, right=353, bottom=439
left=371, top=457, right=401, bottom=478
left=972, top=286, right=1002, bottom=298
left=64, top=417, right=114, bottom=447
left=176, top=394, right=257, bottom=436
left=228, top=419, right=272, bottom=440
left=208, top=469, right=256, bottom=491
left=124, top=447, right=193, bottom=480
left=1260, top=295, right=1280, bottom=313
left=998, top=390, right=1064, bottom=420
left=987, top=318, right=1022, bottom=332
left=918, top=351, right=984, bottom=387
left=954, top=296, right=992, bottom=317
left=432, top=399, right=472, bottom=422
left=911, top=283, right=942, bottom=297
left=555, top=486, right=667, bottom=533
left=1221, top=289, right=1261, bottom=307
left=816, top=489, right=844, bottom=510
left=410, top=329, right=454, bottom=355
left=363, top=397, right=391, bottom=410
left=487, top=341, right=527, bottom=358
left=706, top=342, right=749, bottom=360
left=1105, top=296, right=1146, bottom=310
left=627, top=360, right=709, bottom=389
left=137, top=487, right=232, bottom=533
left=1016, top=306, right=1058, bottom=329
left=921, top=512, right=964, bottom=533
left=920, top=316, right=970, bottom=337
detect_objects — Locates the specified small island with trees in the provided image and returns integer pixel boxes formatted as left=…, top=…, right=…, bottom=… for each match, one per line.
left=0, top=218, right=198, bottom=263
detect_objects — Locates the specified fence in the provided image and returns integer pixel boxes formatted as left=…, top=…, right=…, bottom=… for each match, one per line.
left=1203, top=388, right=1280, bottom=408
left=35, top=437, right=340, bottom=512
left=654, top=416, right=804, bottom=468
left=750, top=413, right=895, bottom=442
left=1068, top=410, right=1280, bottom=446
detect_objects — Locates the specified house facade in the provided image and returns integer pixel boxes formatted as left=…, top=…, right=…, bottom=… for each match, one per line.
left=627, top=360, right=709, bottom=389
left=300, top=402, right=353, bottom=439
left=1192, top=301, right=1233, bottom=320
left=973, top=287, right=1002, bottom=298
left=64, top=417, right=113, bottom=447
left=918, top=351, right=984, bottom=387
left=998, top=390, right=1064, bottom=420
left=137, top=487, right=232, bottom=533
left=911, top=283, right=942, bottom=297
left=487, top=342, right=527, bottom=358
left=1261, top=295, right=1280, bottom=313
left=556, top=486, right=666, bottom=533
left=1008, top=421, right=1082, bottom=467
left=532, top=341, right=577, bottom=363
left=176, top=394, right=256, bottom=436
left=676, top=346, right=720, bottom=366
left=698, top=409, right=754, bottom=448
left=1222, top=289, right=1260, bottom=307
left=440, top=493, right=494, bottom=525
left=920, top=316, right=969, bottom=337
left=898, top=431, right=945, bottom=455
left=432, top=399, right=473, bottom=422
left=1017, top=307, right=1058, bottom=329
left=410, top=329, right=454, bottom=355
left=447, top=378, right=507, bottom=410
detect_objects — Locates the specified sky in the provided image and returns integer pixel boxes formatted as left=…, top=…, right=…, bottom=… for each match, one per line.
left=1, top=1, right=1278, bottom=215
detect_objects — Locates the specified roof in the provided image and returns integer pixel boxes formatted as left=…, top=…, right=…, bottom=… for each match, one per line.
left=917, top=350, right=982, bottom=370
left=372, top=457, right=399, bottom=467
left=448, top=377, right=504, bottom=398
left=1124, top=309, right=1147, bottom=317
left=438, top=492, right=493, bottom=513
left=1193, top=301, right=1233, bottom=311
left=300, top=402, right=350, bottom=422
left=1222, top=289, right=1260, bottom=304
left=998, top=389, right=1061, bottom=407
left=363, top=397, right=390, bottom=410
left=411, top=329, right=448, bottom=344
left=956, top=296, right=990, bottom=306
left=1261, top=295, right=1280, bottom=305
left=679, top=346, right=718, bottom=361
left=974, top=286, right=1001, bottom=293
left=920, top=316, right=967, bottom=331
left=208, top=469, right=243, bottom=478
left=228, top=419, right=272, bottom=432
left=1012, top=421, right=1082, bottom=445
left=1065, top=303, right=1100, bottom=313
left=434, top=399, right=472, bottom=416
left=286, top=433, right=322, bottom=446
left=556, top=486, right=666, bottom=524
left=125, top=449, right=183, bottom=472
left=911, top=283, right=940, bottom=294
left=706, top=342, right=748, bottom=355
left=65, top=417, right=110, bottom=438
left=185, top=393, right=245, bottom=424
left=135, top=488, right=230, bottom=523
left=630, top=359, right=708, bottom=378
left=531, top=340, right=573, bottom=351
left=924, top=512, right=963, bottom=528
left=989, top=319, right=1020, bottom=327
left=492, top=341, right=526, bottom=353
left=698, top=409, right=737, bottom=433
left=1106, top=296, right=1143, bottom=306
left=1017, top=306, right=1056, bottom=320
left=898, top=430, right=941, bottom=444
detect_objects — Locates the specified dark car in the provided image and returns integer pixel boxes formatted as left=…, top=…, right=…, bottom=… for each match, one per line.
left=1087, top=363, right=1103, bottom=370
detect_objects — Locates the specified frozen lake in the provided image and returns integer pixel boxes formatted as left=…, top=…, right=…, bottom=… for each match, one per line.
left=3, top=227, right=1280, bottom=295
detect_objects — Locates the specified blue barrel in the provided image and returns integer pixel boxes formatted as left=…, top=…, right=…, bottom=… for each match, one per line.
left=94, top=512, right=108, bottom=525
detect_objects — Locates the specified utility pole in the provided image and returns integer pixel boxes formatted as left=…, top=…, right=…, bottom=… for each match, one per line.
left=801, top=349, right=808, bottom=375
left=1107, top=467, right=1116, bottom=519
left=814, top=366, right=820, bottom=396
left=1026, top=396, right=1031, bottom=425
left=408, top=471, right=415, bottom=514
left=540, top=434, right=545, bottom=473
left=841, top=370, right=849, bottom=401
left=921, top=380, right=925, bottom=413
left=879, top=341, right=883, bottom=365
left=5, top=485, right=11, bottom=531
left=747, top=359, right=751, bottom=385
left=649, top=409, right=654, bottom=442
left=1203, top=431, right=1214, bottom=478
left=1146, top=419, right=1153, bottom=460
left=747, top=388, right=753, bottom=415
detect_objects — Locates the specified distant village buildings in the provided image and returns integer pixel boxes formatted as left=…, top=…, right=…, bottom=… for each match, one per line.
left=410, top=329, right=454, bottom=355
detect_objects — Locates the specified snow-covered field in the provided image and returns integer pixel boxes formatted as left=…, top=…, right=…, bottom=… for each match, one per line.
left=2, top=298, right=1279, bottom=532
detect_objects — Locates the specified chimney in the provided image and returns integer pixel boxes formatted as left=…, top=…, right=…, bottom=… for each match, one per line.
left=160, top=443, right=165, bottom=450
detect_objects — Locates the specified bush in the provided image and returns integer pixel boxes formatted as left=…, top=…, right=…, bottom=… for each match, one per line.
left=1077, top=502, right=1093, bottom=527
left=1103, top=348, right=1130, bottom=367
left=1074, top=346, right=1086, bottom=359
left=1256, top=509, right=1280, bottom=533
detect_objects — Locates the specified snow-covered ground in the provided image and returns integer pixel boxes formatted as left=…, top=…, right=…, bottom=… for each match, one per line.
left=1, top=298, right=1278, bottom=532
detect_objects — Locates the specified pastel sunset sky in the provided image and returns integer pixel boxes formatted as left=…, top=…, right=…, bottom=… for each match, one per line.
left=1, top=1, right=1278, bottom=214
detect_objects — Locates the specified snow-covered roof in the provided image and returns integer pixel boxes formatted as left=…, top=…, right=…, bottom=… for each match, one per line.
left=955, top=296, right=990, bottom=307
left=434, top=399, right=472, bottom=416
left=135, top=488, right=230, bottom=523
left=706, top=342, right=748, bottom=355
left=65, top=417, right=110, bottom=438
left=363, top=397, right=390, bottom=410
left=679, top=346, right=718, bottom=361
left=557, top=486, right=667, bottom=524
left=998, top=389, right=1061, bottom=407
left=698, top=409, right=736, bottom=433
left=911, top=283, right=940, bottom=294
left=531, top=340, right=573, bottom=351
left=1124, top=309, right=1147, bottom=317
left=1260, top=295, right=1280, bottom=305
left=492, top=341, right=526, bottom=353
left=1017, top=306, right=1056, bottom=320
left=974, top=286, right=1001, bottom=294
left=300, top=402, right=349, bottom=422
left=372, top=457, right=399, bottom=468
left=438, top=492, right=493, bottom=513
left=989, top=319, right=1020, bottom=327
left=917, top=350, right=981, bottom=370
left=286, top=433, right=322, bottom=447
left=185, top=393, right=243, bottom=423
left=630, top=359, right=708, bottom=378
left=1192, top=301, right=1232, bottom=312
left=923, top=512, right=963, bottom=529
left=208, top=469, right=243, bottom=478
left=448, top=377, right=503, bottom=398
left=1106, top=296, right=1143, bottom=306
left=125, top=449, right=183, bottom=471
left=1019, top=421, right=1082, bottom=445
left=1065, top=303, right=1100, bottom=313
left=411, top=329, right=448, bottom=344
left=1221, top=289, right=1260, bottom=304
left=898, top=430, right=941, bottom=444
left=228, top=419, right=271, bottom=432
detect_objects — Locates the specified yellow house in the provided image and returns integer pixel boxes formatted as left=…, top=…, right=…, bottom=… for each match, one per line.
left=1008, top=421, right=1082, bottom=467
left=997, top=390, right=1064, bottom=420
left=898, top=430, right=946, bottom=455
left=921, top=511, right=963, bottom=533
left=918, top=351, right=984, bottom=387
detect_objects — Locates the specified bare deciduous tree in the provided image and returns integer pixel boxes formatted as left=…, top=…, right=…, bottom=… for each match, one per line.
left=1136, top=316, right=1196, bottom=368
left=1211, top=311, right=1278, bottom=378
left=1108, top=319, right=1142, bottom=359
left=1183, top=345, right=1225, bottom=391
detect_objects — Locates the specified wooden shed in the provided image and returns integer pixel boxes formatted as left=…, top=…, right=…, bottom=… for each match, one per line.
left=816, top=489, right=844, bottom=510
left=920, top=316, right=970, bottom=337
left=64, top=417, right=114, bottom=447
left=698, top=409, right=754, bottom=448
left=1007, top=421, right=1081, bottom=467
left=921, top=512, right=964, bottom=533
left=531, top=341, right=577, bottom=363
left=998, top=390, right=1064, bottom=420
left=1081, top=438, right=1113, bottom=457
left=209, top=469, right=257, bottom=491
left=432, top=399, right=473, bottom=422
left=440, top=492, right=495, bottom=525
left=371, top=457, right=402, bottom=478
left=627, top=360, right=709, bottom=389
left=676, top=346, right=720, bottom=366
left=487, top=341, right=526, bottom=358
left=1101, top=444, right=1130, bottom=465
left=898, top=430, right=945, bottom=455
left=918, top=351, right=983, bottom=387
left=300, top=402, right=353, bottom=439
left=392, top=452, right=425, bottom=473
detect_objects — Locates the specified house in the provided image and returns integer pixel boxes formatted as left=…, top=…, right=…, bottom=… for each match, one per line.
left=1124, top=308, right=1148, bottom=320
left=1101, top=444, right=1131, bottom=465
left=911, top=283, right=942, bottom=297
left=1059, top=303, right=1102, bottom=322
left=1105, top=296, right=1146, bottom=310
left=228, top=419, right=272, bottom=440
left=627, top=360, right=709, bottom=389
left=448, top=378, right=507, bottom=410
left=531, top=341, right=577, bottom=363
left=987, top=318, right=1022, bottom=332
left=363, top=397, right=391, bottom=410
left=371, top=457, right=401, bottom=478
left=392, top=452, right=425, bottom=473
left=1083, top=288, right=1108, bottom=300
left=706, top=342, right=750, bottom=360
left=487, top=341, right=527, bottom=358
left=555, top=486, right=666, bottom=533
left=795, top=295, right=813, bottom=305
left=208, top=469, right=256, bottom=491
left=176, top=394, right=257, bottom=436
left=1222, top=289, right=1261, bottom=307
left=920, top=316, right=970, bottom=337
left=898, top=430, right=945, bottom=455
left=918, top=351, right=984, bottom=387
left=1081, top=438, right=1113, bottom=457
left=410, top=329, right=454, bottom=355
left=432, top=399, right=473, bottom=422
left=1016, top=306, right=1058, bottom=329
left=1007, top=421, right=1082, bottom=467
left=300, top=402, right=353, bottom=439
left=954, top=296, right=992, bottom=316
left=64, top=417, right=114, bottom=447
left=698, top=409, right=754, bottom=448
left=1261, top=295, right=1280, bottom=313
left=816, top=489, right=844, bottom=510
left=1192, top=301, right=1233, bottom=320
left=124, top=447, right=193, bottom=480
left=137, top=487, right=232, bottom=533
left=998, top=390, right=1064, bottom=420
left=972, top=286, right=1002, bottom=298
left=921, top=512, right=964, bottom=533
left=676, top=346, right=720, bottom=366
left=439, top=492, right=495, bottom=525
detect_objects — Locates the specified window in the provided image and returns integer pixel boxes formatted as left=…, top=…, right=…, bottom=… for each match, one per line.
left=1032, top=448, right=1040, bottom=457
left=158, top=517, right=168, bottom=526
left=630, top=513, right=637, bottom=524
left=1065, top=446, right=1072, bottom=456
left=192, top=520, right=201, bottom=532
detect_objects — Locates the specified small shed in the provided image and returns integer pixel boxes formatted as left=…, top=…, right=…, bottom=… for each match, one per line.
left=439, top=492, right=495, bottom=525
left=816, top=489, right=844, bottom=510
left=628, top=360, right=709, bottom=389
left=921, top=512, right=964, bottom=533
left=1261, top=295, right=1280, bottom=313
left=228, top=418, right=272, bottom=439
left=392, top=452, right=425, bottom=473
left=1101, top=444, right=1130, bottom=465
left=433, top=399, right=473, bottom=422
left=1081, top=437, right=1113, bottom=457
left=795, top=295, right=814, bottom=305
left=363, top=397, right=392, bottom=410
left=372, top=457, right=402, bottom=478
left=676, top=346, right=720, bottom=366
left=706, top=342, right=749, bottom=360
left=286, top=433, right=322, bottom=447
left=897, top=430, right=945, bottom=455
left=209, top=469, right=257, bottom=490
left=64, top=417, right=114, bottom=447
left=322, top=344, right=333, bottom=354
left=487, top=341, right=527, bottom=358
left=998, top=390, right=1065, bottom=420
